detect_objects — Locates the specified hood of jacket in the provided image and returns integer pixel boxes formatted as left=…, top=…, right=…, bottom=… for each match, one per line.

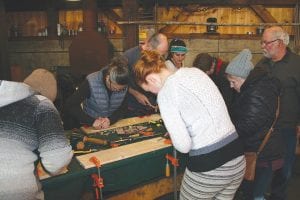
left=0, top=81, right=35, bottom=108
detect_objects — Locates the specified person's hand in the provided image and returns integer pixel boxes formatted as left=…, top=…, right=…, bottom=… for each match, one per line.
left=149, top=104, right=159, bottom=112
left=134, top=91, right=151, bottom=106
left=92, top=117, right=110, bottom=130
left=100, top=117, right=110, bottom=129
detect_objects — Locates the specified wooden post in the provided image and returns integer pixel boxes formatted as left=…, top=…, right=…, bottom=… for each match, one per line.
left=122, top=0, right=138, bottom=50
left=0, top=0, right=10, bottom=80
left=46, top=0, right=59, bottom=37
left=83, top=0, right=97, bottom=32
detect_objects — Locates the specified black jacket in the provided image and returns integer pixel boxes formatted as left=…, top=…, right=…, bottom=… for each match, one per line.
left=210, top=60, right=236, bottom=110
left=256, top=48, right=300, bottom=128
left=230, top=68, right=284, bottom=161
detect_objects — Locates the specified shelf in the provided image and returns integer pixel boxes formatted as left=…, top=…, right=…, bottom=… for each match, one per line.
left=8, top=34, right=124, bottom=41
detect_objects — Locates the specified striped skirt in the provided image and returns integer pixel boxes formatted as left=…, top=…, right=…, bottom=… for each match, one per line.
left=180, top=155, right=245, bottom=200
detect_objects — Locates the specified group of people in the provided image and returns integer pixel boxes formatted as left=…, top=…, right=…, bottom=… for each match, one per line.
left=133, top=26, right=300, bottom=200
left=0, top=25, right=299, bottom=200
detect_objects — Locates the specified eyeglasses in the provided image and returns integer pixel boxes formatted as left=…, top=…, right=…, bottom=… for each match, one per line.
left=107, top=78, right=127, bottom=92
left=260, top=39, right=280, bottom=46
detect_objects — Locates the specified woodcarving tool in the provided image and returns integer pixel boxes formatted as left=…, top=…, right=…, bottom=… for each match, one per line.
left=70, top=132, right=108, bottom=150
left=110, top=134, right=156, bottom=147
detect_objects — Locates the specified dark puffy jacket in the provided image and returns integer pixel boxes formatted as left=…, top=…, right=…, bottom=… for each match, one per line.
left=230, top=67, right=284, bottom=161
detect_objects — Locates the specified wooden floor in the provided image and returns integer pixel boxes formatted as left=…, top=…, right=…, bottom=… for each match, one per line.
left=81, top=152, right=300, bottom=200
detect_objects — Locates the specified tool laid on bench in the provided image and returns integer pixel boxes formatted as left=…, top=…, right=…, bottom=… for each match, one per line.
left=70, top=132, right=108, bottom=150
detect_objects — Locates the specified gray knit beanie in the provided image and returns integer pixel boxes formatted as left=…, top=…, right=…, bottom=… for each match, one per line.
left=225, top=49, right=254, bottom=79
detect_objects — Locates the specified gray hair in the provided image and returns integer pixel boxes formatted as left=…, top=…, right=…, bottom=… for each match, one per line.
left=270, top=26, right=290, bottom=45
left=107, top=56, right=129, bottom=85
left=148, top=33, right=166, bottom=49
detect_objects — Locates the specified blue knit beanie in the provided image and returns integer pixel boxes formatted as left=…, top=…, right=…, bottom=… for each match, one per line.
left=225, top=49, right=254, bottom=79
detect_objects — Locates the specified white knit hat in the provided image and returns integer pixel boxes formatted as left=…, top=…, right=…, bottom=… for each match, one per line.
left=225, top=49, right=254, bottom=79
left=24, top=68, right=57, bottom=102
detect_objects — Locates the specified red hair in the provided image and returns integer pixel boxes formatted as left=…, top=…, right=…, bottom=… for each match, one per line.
left=134, top=50, right=166, bottom=85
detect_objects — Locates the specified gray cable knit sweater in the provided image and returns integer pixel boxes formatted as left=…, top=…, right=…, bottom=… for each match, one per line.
left=0, top=81, right=73, bottom=200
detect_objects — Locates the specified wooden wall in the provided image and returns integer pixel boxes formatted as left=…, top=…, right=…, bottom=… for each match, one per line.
left=5, top=5, right=297, bottom=76
left=158, top=7, right=294, bottom=34
left=6, top=11, right=47, bottom=37
left=5, top=6, right=296, bottom=37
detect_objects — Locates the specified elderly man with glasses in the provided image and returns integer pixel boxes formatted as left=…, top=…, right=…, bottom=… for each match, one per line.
left=256, top=26, right=300, bottom=200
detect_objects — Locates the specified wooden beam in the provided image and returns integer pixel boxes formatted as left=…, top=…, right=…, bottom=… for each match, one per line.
left=46, top=0, right=59, bottom=37
left=122, top=0, right=138, bottom=50
left=250, top=5, right=277, bottom=23
left=83, top=0, right=98, bottom=31
left=102, top=9, right=123, bottom=32
left=0, top=0, right=10, bottom=80
left=3, top=0, right=299, bottom=12
left=158, top=0, right=298, bottom=7
left=159, top=6, right=195, bottom=33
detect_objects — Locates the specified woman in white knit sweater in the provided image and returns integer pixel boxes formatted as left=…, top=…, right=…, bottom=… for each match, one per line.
left=134, top=50, right=245, bottom=200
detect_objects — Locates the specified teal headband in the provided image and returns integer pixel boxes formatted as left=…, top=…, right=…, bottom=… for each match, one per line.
left=170, top=46, right=187, bottom=53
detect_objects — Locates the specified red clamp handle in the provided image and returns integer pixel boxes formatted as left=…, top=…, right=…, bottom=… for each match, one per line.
left=91, top=174, right=104, bottom=189
left=165, top=154, right=179, bottom=167
left=89, top=156, right=101, bottom=168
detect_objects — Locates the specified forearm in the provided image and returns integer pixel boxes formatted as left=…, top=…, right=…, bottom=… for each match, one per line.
left=129, top=87, right=139, bottom=97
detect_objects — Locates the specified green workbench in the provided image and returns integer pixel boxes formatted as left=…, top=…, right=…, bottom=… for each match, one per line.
left=41, top=125, right=188, bottom=200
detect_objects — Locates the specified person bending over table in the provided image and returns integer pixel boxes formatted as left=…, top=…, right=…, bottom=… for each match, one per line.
left=134, top=50, right=245, bottom=200
left=63, top=56, right=129, bottom=130
left=0, top=69, right=73, bottom=200
left=123, top=32, right=168, bottom=117
left=226, top=49, right=284, bottom=200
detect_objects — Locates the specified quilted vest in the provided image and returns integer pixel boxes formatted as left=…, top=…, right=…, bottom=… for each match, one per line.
left=83, top=69, right=127, bottom=118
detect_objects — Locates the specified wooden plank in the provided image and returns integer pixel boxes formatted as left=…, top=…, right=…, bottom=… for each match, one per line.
left=76, top=137, right=171, bottom=169
left=106, top=174, right=183, bottom=200
left=81, top=114, right=161, bottom=134
left=160, top=6, right=194, bottom=33
left=250, top=5, right=277, bottom=23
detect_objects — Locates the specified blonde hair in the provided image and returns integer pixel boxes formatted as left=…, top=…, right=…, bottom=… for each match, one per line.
left=134, top=50, right=166, bottom=85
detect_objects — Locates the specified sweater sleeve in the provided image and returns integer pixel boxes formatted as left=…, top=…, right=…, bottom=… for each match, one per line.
left=158, top=85, right=192, bottom=154
left=64, top=80, right=95, bottom=126
left=36, top=99, right=73, bottom=175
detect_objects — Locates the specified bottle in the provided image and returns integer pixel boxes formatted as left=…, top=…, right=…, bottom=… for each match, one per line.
left=97, top=21, right=102, bottom=32
left=57, top=24, right=61, bottom=36
left=78, top=23, right=83, bottom=32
